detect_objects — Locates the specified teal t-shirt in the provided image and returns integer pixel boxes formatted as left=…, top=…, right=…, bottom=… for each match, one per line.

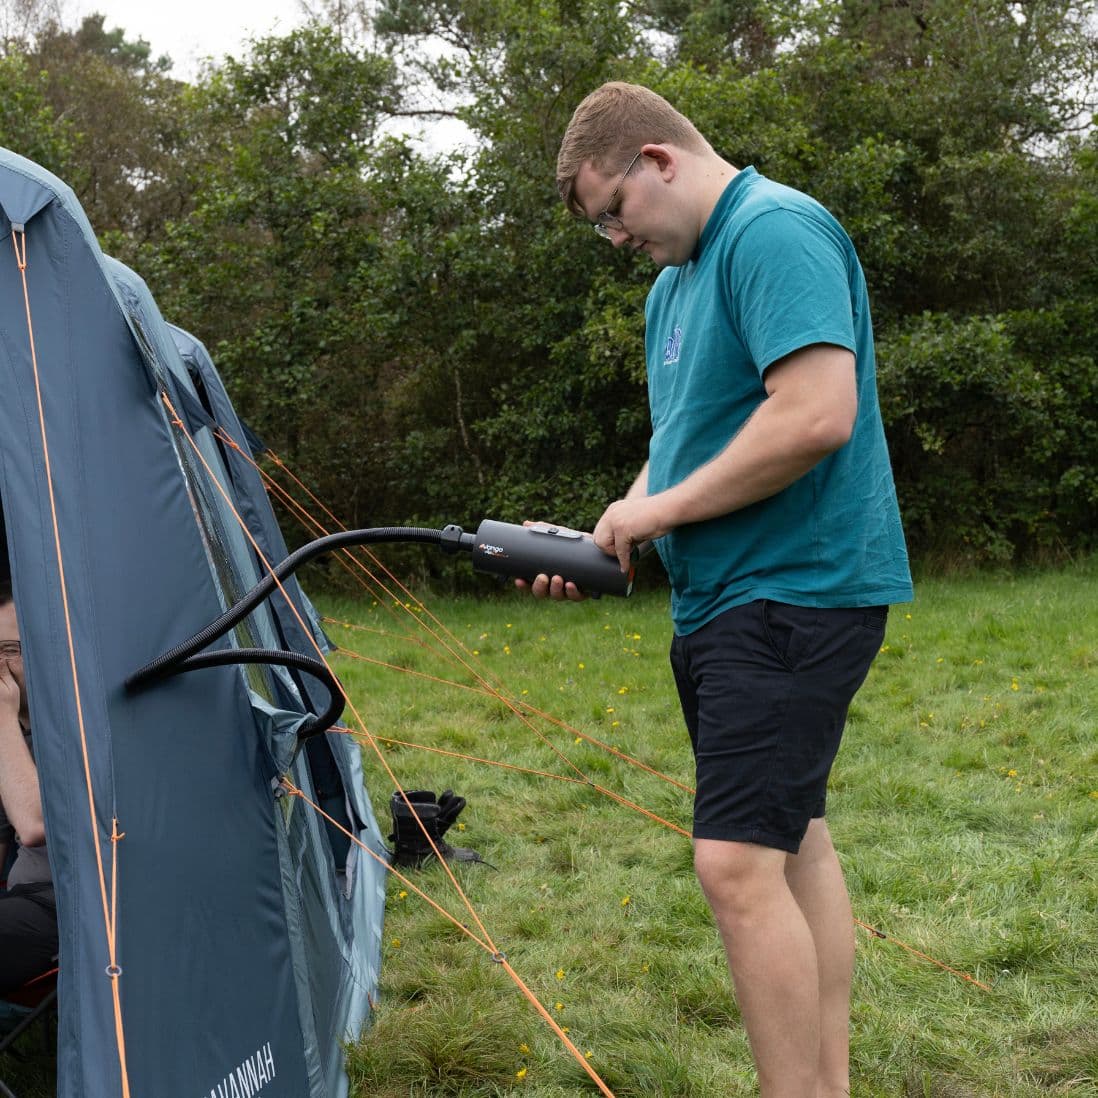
left=645, top=167, right=913, bottom=635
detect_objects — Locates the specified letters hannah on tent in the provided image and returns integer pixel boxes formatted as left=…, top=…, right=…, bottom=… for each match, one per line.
left=205, top=1042, right=277, bottom=1098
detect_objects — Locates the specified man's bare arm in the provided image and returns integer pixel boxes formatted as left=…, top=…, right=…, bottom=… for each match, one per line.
left=593, top=345, right=857, bottom=569
left=624, top=462, right=649, bottom=500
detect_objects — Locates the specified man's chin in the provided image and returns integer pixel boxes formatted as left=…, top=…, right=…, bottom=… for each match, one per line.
left=641, top=242, right=682, bottom=268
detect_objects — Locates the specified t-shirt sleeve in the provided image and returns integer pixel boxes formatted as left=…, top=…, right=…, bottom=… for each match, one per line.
left=730, top=208, right=857, bottom=376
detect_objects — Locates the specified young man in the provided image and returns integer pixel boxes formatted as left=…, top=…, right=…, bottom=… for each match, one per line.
left=0, top=578, right=56, bottom=995
left=528, top=83, right=913, bottom=1096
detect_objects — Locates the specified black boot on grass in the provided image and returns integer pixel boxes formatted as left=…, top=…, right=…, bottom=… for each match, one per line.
left=388, top=789, right=485, bottom=868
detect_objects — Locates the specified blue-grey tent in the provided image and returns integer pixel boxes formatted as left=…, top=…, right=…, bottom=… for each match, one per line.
left=0, top=147, right=387, bottom=1097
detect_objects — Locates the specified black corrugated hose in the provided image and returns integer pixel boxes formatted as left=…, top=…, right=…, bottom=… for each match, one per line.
left=125, top=526, right=470, bottom=742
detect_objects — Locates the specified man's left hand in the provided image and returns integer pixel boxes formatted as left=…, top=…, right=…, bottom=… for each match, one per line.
left=593, top=496, right=671, bottom=573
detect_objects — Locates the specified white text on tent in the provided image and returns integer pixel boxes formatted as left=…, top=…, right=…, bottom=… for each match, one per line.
left=204, top=1042, right=277, bottom=1098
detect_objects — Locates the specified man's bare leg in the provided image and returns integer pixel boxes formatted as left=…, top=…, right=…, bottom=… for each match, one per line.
left=784, top=818, right=853, bottom=1097
left=695, top=837, right=820, bottom=1097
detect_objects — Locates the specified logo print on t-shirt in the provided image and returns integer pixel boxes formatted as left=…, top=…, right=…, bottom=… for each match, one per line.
left=663, top=326, right=682, bottom=366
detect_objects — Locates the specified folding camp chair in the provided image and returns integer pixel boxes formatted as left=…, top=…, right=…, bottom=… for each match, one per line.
left=0, top=963, right=58, bottom=1098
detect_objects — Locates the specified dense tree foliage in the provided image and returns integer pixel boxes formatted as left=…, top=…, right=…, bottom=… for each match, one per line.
left=0, top=0, right=1095, bottom=567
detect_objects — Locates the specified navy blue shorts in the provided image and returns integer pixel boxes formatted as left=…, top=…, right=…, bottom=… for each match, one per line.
left=670, top=599, right=887, bottom=854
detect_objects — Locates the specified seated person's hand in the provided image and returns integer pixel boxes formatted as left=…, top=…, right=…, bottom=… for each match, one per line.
left=0, top=662, right=20, bottom=724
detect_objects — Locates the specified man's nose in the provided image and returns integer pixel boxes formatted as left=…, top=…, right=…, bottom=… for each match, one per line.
left=607, top=225, right=632, bottom=248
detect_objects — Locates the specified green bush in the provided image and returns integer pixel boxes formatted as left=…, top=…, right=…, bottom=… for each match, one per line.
left=878, top=308, right=1098, bottom=561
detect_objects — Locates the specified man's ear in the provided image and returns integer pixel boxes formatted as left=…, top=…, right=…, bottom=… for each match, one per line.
left=640, top=143, right=676, bottom=181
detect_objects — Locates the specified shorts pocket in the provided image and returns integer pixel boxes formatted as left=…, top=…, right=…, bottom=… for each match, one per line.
left=856, top=606, right=889, bottom=633
left=760, top=600, right=818, bottom=673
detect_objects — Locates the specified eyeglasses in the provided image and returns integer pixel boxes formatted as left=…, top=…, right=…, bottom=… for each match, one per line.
left=0, top=641, right=21, bottom=659
left=592, top=151, right=643, bottom=239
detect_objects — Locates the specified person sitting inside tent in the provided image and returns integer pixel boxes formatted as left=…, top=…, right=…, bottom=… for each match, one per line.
left=0, top=578, right=56, bottom=995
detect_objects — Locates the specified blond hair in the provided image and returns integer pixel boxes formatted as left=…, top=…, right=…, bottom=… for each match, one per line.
left=556, top=82, right=709, bottom=216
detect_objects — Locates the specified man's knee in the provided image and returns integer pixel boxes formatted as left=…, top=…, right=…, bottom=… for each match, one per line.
left=785, top=817, right=833, bottom=868
left=694, top=838, right=786, bottom=920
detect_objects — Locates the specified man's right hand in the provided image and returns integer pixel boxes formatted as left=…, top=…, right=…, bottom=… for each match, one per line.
left=514, top=574, right=587, bottom=601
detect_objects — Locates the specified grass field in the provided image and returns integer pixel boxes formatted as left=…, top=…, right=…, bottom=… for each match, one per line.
left=3, top=560, right=1094, bottom=1097
left=327, top=557, right=1097, bottom=1097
